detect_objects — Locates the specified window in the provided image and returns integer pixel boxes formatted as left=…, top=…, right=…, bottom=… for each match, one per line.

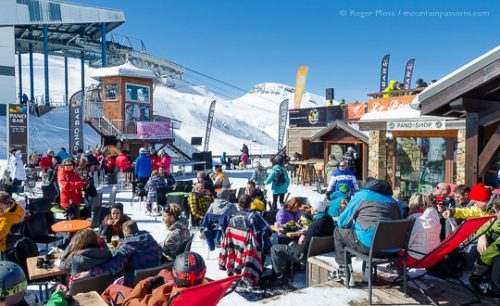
left=105, top=83, right=118, bottom=101
left=395, top=137, right=451, bottom=200
left=126, top=83, right=150, bottom=103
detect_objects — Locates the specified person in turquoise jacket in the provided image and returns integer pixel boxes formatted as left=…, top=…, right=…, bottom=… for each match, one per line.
left=327, top=183, right=351, bottom=220
left=264, top=162, right=290, bottom=210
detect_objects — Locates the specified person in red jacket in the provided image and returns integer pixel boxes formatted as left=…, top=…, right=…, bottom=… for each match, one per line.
left=58, top=158, right=84, bottom=219
left=159, top=150, right=172, bottom=175
left=149, top=148, right=161, bottom=172
left=39, top=149, right=55, bottom=172
left=116, top=150, right=133, bottom=185
left=106, top=154, right=117, bottom=174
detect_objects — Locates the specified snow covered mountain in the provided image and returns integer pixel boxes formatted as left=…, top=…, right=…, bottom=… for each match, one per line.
left=0, top=54, right=326, bottom=158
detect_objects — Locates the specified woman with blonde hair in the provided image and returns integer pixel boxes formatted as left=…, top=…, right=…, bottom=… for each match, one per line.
left=407, top=192, right=441, bottom=259
left=60, top=228, right=111, bottom=277
left=276, top=197, right=301, bottom=225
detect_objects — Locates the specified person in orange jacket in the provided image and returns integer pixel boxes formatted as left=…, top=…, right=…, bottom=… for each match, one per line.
left=58, top=159, right=84, bottom=219
left=0, top=192, right=25, bottom=253
left=99, top=252, right=207, bottom=306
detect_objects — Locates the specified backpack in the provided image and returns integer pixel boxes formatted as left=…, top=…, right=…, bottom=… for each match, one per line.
left=274, top=169, right=286, bottom=186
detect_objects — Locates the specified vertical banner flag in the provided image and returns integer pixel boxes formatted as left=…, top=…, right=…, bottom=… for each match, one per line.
left=203, top=100, right=216, bottom=152
left=293, top=66, right=308, bottom=109
left=277, top=99, right=288, bottom=150
left=69, top=91, right=84, bottom=154
left=379, top=54, right=390, bottom=92
left=8, top=104, right=29, bottom=164
left=403, top=58, right=415, bottom=90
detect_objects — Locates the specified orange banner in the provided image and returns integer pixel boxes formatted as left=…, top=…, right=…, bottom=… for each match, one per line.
left=347, top=103, right=366, bottom=120
left=293, top=66, right=308, bottom=109
left=367, top=95, right=416, bottom=112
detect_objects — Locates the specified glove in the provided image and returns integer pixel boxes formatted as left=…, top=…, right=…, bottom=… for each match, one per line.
left=325, top=191, right=332, bottom=199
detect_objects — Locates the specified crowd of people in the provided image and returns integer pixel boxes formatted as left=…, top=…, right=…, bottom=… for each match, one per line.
left=0, top=144, right=499, bottom=305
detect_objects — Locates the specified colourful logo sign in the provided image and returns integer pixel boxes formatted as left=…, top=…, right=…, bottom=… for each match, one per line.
left=9, top=105, right=27, bottom=113
left=308, top=109, right=319, bottom=124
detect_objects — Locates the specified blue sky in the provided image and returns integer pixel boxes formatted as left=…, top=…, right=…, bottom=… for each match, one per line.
left=75, top=0, right=499, bottom=102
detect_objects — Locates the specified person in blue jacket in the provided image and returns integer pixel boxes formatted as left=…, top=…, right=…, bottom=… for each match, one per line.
left=135, top=147, right=152, bottom=187
left=220, top=152, right=227, bottom=167
left=326, top=160, right=358, bottom=197
left=264, top=160, right=290, bottom=210
left=56, top=147, right=72, bottom=161
left=333, top=178, right=402, bottom=283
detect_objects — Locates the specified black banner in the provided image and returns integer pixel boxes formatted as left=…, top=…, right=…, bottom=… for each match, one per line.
left=203, top=100, right=216, bottom=152
left=379, top=54, right=390, bottom=92
left=69, top=91, right=84, bottom=154
left=325, top=106, right=342, bottom=125
left=403, top=58, right=415, bottom=90
left=277, top=99, right=288, bottom=150
left=289, top=107, right=327, bottom=128
left=8, top=104, right=28, bottom=164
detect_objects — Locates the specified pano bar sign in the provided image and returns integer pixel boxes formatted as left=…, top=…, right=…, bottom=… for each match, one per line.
left=387, top=120, right=446, bottom=131
left=69, top=92, right=83, bottom=153
left=137, top=121, right=172, bottom=139
left=8, top=104, right=28, bottom=164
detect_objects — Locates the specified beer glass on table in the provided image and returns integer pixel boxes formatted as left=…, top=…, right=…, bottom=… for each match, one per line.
left=111, top=235, right=120, bottom=249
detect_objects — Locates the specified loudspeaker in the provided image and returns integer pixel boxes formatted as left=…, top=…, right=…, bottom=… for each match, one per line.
left=191, top=137, right=203, bottom=146
left=326, top=88, right=334, bottom=101
left=192, top=151, right=213, bottom=170
left=103, top=136, right=117, bottom=146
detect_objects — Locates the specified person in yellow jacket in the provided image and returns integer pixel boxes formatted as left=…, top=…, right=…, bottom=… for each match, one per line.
left=443, top=183, right=493, bottom=220
left=0, top=191, right=25, bottom=252
left=383, top=80, right=400, bottom=98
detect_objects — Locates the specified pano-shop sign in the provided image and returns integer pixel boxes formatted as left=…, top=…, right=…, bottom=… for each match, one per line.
left=387, top=120, right=446, bottom=131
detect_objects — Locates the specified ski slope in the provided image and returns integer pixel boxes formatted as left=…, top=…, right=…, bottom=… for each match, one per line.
left=1, top=54, right=328, bottom=158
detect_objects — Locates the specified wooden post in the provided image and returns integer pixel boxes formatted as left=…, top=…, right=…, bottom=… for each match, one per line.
left=465, top=112, right=479, bottom=186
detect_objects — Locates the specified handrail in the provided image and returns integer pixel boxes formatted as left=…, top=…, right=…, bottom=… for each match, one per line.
left=367, top=87, right=424, bottom=98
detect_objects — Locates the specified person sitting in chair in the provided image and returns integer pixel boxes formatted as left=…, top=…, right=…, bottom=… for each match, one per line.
left=161, top=204, right=190, bottom=262
left=269, top=199, right=334, bottom=286
left=100, top=203, right=131, bottom=242
left=99, top=252, right=208, bottom=306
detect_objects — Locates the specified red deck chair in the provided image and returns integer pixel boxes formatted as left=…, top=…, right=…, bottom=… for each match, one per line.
left=398, top=215, right=496, bottom=305
left=167, top=275, right=241, bottom=306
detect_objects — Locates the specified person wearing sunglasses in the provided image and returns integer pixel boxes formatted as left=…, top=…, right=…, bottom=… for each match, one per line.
left=58, top=159, right=84, bottom=219
left=326, top=160, right=358, bottom=199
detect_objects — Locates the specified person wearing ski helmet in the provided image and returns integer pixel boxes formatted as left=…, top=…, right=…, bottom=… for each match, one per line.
left=0, top=261, right=27, bottom=305
left=135, top=147, right=152, bottom=187
left=103, top=252, right=207, bottom=306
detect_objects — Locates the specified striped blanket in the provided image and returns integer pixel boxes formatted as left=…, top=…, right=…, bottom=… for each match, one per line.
left=219, top=227, right=263, bottom=286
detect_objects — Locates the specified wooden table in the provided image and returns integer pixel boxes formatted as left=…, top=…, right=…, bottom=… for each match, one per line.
left=26, top=254, right=65, bottom=281
left=73, top=291, right=108, bottom=306
left=270, top=225, right=307, bottom=238
left=289, top=161, right=317, bottom=186
left=51, top=220, right=91, bottom=233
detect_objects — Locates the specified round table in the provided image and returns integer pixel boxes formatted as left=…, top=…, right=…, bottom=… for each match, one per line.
left=51, top=220, right=91, bottom=233
left=167, top=191, right=189, bottom=197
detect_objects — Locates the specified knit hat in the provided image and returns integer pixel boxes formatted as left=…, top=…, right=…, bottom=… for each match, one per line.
left=310, top=199, right=327, bottom=213
left=338, top=183, right=351, bottom=193
left=469, top=183, right=491, bottom=202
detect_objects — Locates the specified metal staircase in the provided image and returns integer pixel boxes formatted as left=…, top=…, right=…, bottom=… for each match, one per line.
left=84, top=100, right=123, bottom=137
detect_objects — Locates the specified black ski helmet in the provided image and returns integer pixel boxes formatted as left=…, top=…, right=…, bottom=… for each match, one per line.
left=0, top=261, right=27, bottom=305
left=172, top=252, right=206, bottom=288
